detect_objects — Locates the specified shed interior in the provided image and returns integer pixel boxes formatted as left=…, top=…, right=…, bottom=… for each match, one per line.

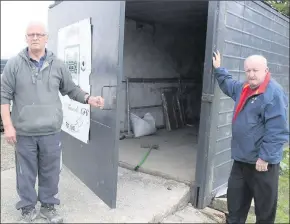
left=119, top=1, right=209, bottom=184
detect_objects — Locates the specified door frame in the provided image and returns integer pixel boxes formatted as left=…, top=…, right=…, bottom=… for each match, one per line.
left=191, top=0, right=221, bottom=209
left=112, top=1, right=126, bottom=208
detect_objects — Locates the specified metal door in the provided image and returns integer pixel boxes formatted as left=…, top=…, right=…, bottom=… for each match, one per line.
left=48, top=1, right=125, bottom=208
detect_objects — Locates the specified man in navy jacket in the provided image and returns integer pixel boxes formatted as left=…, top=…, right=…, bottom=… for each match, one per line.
left=213, top=51, right=289, bottom=224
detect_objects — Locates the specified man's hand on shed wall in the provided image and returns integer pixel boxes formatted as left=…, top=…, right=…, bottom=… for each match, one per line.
left=213, top=51, right=221, bottom=69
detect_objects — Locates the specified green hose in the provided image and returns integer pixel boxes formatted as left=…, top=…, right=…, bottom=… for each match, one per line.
left=134, top=147, right=153, bottom=171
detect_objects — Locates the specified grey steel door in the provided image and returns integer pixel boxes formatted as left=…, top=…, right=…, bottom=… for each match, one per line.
left=48, top=1, right=125, bottom=208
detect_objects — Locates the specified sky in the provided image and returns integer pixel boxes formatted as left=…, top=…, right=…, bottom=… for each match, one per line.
left=1, top=1, right=53, bottom=59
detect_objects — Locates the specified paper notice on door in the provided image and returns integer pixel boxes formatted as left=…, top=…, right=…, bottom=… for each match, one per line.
left=57, top=18, right=92, bottom=144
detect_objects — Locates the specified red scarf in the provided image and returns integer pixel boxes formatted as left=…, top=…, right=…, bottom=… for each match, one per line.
left=233, top=73, right=270, bottom=121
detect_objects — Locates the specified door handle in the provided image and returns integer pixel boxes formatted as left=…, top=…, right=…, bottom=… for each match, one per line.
left=101, top=85, right=117, bottom=110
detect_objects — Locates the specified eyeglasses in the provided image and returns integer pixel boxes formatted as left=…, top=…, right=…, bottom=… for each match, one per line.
left=26, top=33, right=47, bottom=39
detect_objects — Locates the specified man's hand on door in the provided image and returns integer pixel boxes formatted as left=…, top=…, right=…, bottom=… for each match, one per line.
left=88, top=96, right=105, bottom=109
left=213, top=51, right=221, bottom=69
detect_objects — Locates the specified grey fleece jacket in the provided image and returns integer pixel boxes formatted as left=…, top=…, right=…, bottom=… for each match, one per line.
left=1, top=48, right=87, bottom=136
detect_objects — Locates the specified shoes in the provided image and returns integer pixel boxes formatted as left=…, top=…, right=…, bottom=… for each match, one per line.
left=19, top=204, right=63, bottom=223
left=19, top=207, right=37, bottom=223
left=39, top=204, right=63, bottom=223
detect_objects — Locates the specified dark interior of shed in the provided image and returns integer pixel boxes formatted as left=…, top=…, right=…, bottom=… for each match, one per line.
left=118, top=1, right=209, bottom=184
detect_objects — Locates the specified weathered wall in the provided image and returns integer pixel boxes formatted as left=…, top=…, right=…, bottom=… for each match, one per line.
left=119, top=19, right=205, bottom=132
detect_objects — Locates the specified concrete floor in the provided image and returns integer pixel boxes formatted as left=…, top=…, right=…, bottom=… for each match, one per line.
left=1, top=134, right=215, bottom=223
left=119, top=126, right=198, bottom=184
left=1, top=167, right=190, bottom=223
left=162, top=205, right=216, bottom=223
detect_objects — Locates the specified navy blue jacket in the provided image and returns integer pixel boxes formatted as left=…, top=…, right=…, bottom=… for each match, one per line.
left=215, top=67, right=289, bottom=164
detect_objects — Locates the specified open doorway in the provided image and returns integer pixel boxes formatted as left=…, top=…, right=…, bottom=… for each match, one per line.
left=118, top=1, right=209, bottom=184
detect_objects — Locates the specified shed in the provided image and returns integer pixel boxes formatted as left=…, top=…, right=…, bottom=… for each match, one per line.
left=47, top=0, right=289, bottom=209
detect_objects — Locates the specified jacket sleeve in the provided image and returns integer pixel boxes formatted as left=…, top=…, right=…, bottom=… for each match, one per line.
left=59, top=63, right=88, bottom=104
left=259, top=92, right=289, bottom=163
left=214, top=67, right=243, bottom=101
left=1, top=59, right=16, bottom=105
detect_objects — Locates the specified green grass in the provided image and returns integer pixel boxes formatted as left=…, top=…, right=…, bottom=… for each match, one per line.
left=247, top=147, right=289, bottom=223
left=276, top=147, right=290, bottom=223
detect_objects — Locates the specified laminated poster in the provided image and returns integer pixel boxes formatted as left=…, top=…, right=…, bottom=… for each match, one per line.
left=57, top=18, right=91, bottom=144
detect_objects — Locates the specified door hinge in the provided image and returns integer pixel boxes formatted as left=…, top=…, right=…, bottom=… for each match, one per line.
left=201, top=93, right=214, bottom=103
left=191, top=185, right=200, bottom=208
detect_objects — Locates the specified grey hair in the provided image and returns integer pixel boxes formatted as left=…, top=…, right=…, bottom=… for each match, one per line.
left=244, top=55, right=268, bottom=68
left=26, top=21, right=48, bottom=34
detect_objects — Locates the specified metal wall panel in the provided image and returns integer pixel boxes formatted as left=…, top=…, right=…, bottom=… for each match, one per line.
left=212, top=0, right=289, bottom=194
left=47, top=1, right=125, bottom=208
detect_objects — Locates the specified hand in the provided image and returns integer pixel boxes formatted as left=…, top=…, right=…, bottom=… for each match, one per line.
left=256, top=158, right=268, bottom=172
left=213, top=51, right=221, bottom=69
left=88, top=96, right=105, bottom=109
left=4, top=125, right=17, bottom=145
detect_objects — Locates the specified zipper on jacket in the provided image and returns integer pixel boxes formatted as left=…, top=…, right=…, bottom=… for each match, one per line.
left=241, top=93, right=261, bottom=111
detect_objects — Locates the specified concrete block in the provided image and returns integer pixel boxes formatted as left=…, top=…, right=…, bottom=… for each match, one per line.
left=210, top=197, right=255, bottom=215
left=199, top=207, right=226, bottom=223
left=162, top=205, right=216, bottom=223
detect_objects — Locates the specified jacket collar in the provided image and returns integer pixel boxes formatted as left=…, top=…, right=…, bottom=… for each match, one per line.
left=243, top=72, right=271, bottom=94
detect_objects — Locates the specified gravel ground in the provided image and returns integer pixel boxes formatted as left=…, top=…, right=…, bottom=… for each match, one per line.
left=1, top=134, right=16, bottom=171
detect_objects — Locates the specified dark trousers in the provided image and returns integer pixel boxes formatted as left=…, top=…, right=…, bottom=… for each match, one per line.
left=15, top=133, right=62, bottom=210
left=226, top=160, right=279, bottom=224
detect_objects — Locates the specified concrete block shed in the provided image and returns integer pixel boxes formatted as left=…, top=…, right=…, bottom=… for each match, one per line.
left=47, top=1, right=289, bottom=209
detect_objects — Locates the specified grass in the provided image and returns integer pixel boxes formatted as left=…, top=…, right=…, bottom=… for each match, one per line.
left=247, top=147, right=289, bottom=223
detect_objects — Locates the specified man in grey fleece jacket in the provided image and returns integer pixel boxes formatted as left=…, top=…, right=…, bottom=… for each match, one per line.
left=1, top=21, right=104, bottom=223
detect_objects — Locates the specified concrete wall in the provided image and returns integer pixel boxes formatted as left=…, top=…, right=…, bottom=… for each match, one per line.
left=119, top=19, right=205, bottom=132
